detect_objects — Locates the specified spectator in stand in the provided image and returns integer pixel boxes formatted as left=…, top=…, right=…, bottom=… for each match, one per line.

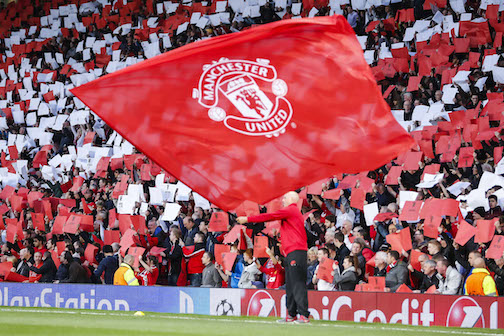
left=374, top=251, right=388, bottom=277
left=183, top=232, right=206, bottom=287
left=486, top=195, right=502, bottom=219
left=349, top=239, right=366, bottom=279
left=388, top=223, right=398, bottom=234
left=201, top=252, right=222, bottom=288
left=27, top=252, right=43, bottom=283
left=33, top=235, right=47, bottom=255
left=319, top=195, right=355, bottom=229
left=306, top=247, right=318, bottom=289
left=427, top=240, right=444, bottom=260
left=373, top=220, right=390, bottom=252
left=313, top=247, right=335, bottom=291
left=162, top=227, right=183, bottom=286
left=137, top=255, right=159, bottom=286
left=412, top=230, right=428, bottom=252
left=341, top=220, right=354, bottom=250
left=114, top=254, right=139, bottom=286
left=305, top=213, right=324, bottom=247
left=495, top=217, right=504, bottom=236
left=435, top=259, right=462, bottom=295
left=94, top=245, right=119, bottom=285
left=326, top=243, right=337, bottom=260
left=333, top=232, right=350, bottom=272
left=182, top=217, right=199, bottom=246
left=351, top=227, right=366, bottom=243
left=16, top=248, right=34, bottom=278
left=465, top=258, right=497, bottom=296
left=410, top=259, right=439, bottom=293
left=58, top=251, right=89, bottom=284
left=385, top=250, right=408, bottom=292
left=217, top=244, right=245, bottom=289
left=192, top=207, right=205, bottom=226
left=456, top=250, right=482, bottom=280
left=403, top=100, right=413, bottom=122
left=238, top=249, right=262, bottom=288
left=354, top=238, right=371, bottom=260
left=346, top=6, right=359, bottom=29
left=55, top=252, right=69, bottom=282
left=333, top=256, right=358, bottom=291
left=486, top=252, right=504, bottom=296
left=0, top=244, right=11, bottom=258
left=28, top=251, right=57, bottom=283
left=324, top=229, right=335, bottom=245
left=259, top=247, right=285, bottom=289
left=374, top=183, right=395, bottom=207
left=470, top=207, right=486, bottom=224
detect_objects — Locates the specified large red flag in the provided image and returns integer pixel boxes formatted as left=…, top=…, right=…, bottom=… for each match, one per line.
left=71, top=16, right=414, bottom=211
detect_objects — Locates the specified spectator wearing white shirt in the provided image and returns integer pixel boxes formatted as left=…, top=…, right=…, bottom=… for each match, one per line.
left=313, top=247, right=335, bottom=291
left=324, top=199, right=355, bottom=229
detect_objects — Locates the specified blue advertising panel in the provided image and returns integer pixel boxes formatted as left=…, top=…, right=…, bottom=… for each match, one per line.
left=0, top=283, right=193, bottom=314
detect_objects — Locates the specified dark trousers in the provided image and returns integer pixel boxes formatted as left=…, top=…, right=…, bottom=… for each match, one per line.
left=167, top=273, right=180, bottom=286
left=188, top=273, right=202, bottom=287
left=285, top=250, right=309, bottom=318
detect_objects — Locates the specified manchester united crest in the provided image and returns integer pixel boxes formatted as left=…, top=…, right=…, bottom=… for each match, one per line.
left=193, top=58, right=293, bottom=137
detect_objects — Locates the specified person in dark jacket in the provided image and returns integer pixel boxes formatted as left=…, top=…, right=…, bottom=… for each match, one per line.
left=374, top=251, right=388, bottom=277
left=182, top=217, right=199, bottom=246
left=55, top=252, right=69, bottom=281
left=385, top=250, right=408, bottom=292
left=306, top=247, right=318, bottom=289
left=487, top=255, right=504, bottom=296
left=333, top=256, right=358, bottom=291
left=16, top=247, right=34, bottom=277
left=94, top=245, right=119, bottom=284
left=350, top=241, right=366, bottom=280
left=334, top=232, right=350, bottom=273
left=29, top=251, right=57, bottom=283
left=410, top=259, right=439, bottom=293
left=58, top=251, right=89, bottom=283
left=162, top=227, right=183, bottom=286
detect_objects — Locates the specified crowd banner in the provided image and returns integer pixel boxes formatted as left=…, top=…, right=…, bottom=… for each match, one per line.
left=0, top=283, right=502, bottom=329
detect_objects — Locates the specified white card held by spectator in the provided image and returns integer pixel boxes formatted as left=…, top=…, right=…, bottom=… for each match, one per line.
left=161, top=203, right=182, bottom=221
left=364, top=202, right=379, bottom=226
left=399, top=191, right=419, bottom=209
left=216, top=1, right=227, bottom=12
left=447, top=181, right=471, bottom=196
left=149, top=187, right=164, bottom=206
left=416, top=173, right=444, bottom=189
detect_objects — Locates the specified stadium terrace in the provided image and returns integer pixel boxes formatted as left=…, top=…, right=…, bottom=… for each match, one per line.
left=0, top=0, right=504, bottom=332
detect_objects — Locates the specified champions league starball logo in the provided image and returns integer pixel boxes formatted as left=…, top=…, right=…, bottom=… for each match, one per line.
left=193, top=58, right=294, bottom=137
left=215, top=299, right=235, bottom=316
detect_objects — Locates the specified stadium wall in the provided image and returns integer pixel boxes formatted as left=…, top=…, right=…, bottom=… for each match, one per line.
left=0, top=283, right=503, bottom=329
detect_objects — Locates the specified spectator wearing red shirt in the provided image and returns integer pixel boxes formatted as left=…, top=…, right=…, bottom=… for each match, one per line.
left=182, top=232, right=206, bottom=287
left=259, top=247, right=285, bottom=289
left=28, top=252, right=43, bottom=283
left=486, top=195, right=502, bottom=219
left=136, top=256, right=159, bottom=286
left=33, top=235, right=48, bottom=256
left=29, top=251, right=58, bottom=283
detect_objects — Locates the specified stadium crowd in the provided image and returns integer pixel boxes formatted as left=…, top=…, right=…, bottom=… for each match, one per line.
left=0, top=0, right=504, bottom=297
